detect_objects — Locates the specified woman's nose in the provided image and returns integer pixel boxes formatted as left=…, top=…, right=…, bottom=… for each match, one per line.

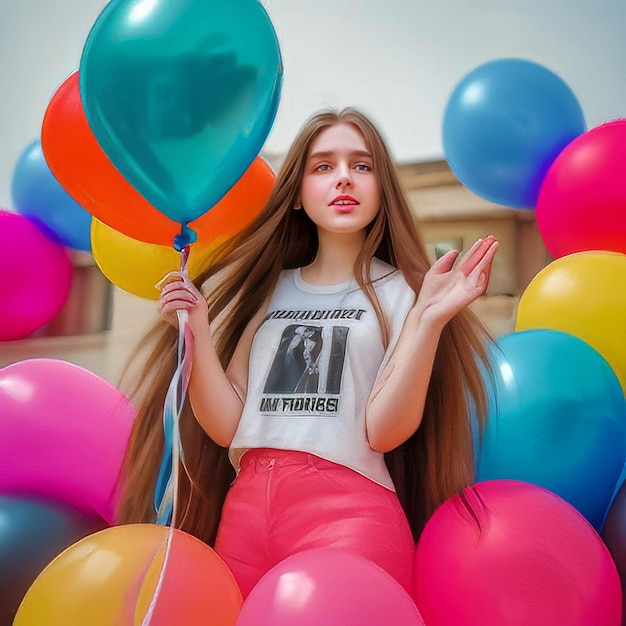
left=335, top=166, right=353, bottom=187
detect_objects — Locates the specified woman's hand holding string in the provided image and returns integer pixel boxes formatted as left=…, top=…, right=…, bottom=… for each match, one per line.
left=156, top=271, right=246, bottom=446
left=156, top=272, right=210, bottom=340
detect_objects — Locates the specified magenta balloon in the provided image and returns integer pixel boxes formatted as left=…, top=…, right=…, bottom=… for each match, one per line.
left=413, top=480, right=621, bottom=626
left=0, top=210, right=72, bottom=340
left=536, top=119, right=626, bottom=258
left=238, top=548, right=425, bottom=626
left=0, top=359, right=134, bottom=523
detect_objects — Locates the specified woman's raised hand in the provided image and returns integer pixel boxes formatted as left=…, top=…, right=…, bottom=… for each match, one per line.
left=416, top=235, right=499, bottom=328
left=156, top=271, right=209, bottom=335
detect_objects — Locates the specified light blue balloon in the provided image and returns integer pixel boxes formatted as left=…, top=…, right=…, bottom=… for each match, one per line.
left=79, top=0, right=283, bottom=226
left=476, top=329, right=626, bottom=530
left=11, top=140, right=92, bottom=252
left=443, top=58, right=586, bottom=209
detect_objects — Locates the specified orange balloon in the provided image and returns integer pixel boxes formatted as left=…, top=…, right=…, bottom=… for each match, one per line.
left=14, top=524, right=242, bottom=626
left=41, top=71, right=275, bottom=246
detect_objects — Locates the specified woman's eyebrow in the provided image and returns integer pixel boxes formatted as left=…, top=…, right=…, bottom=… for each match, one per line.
left=308, top=149, right=372, bottom=160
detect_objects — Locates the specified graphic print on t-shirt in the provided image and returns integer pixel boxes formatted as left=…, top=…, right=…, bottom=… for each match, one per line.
left=261, top=324, right=348, bottom=416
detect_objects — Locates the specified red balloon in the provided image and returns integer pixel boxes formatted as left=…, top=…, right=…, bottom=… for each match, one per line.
left=536, top=119, right=626, bottom=258
left=413, top=480, right=621, bottom=626
left=42, top=72, right=275, bottom=247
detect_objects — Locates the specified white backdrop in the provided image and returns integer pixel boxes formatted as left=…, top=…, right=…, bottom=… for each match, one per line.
left=0, top=0, right=624, bottom=209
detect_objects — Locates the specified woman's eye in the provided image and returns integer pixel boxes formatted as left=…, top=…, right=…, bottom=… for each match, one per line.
left=355, top=163, right=371, bottom=171
left=315, top=164, right=331, bottom=172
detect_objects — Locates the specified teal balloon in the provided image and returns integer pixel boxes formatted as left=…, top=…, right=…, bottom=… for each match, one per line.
left=476, top=329, right=626, bottom=530
left=79, top=0, right=282, bottom=224
left=0, top=495, right=106, bottom=624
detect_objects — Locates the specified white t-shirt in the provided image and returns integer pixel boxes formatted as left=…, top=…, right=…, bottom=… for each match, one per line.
left=229, top=258, right=416, bottom=490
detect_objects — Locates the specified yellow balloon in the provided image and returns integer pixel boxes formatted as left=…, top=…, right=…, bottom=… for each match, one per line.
left=91, top=219, right=222, bottom=299
left=515, top=251, right=626, bottom=392
left=14, top=524, right=242, bottom=626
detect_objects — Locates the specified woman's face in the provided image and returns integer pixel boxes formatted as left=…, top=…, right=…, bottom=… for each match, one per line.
left=299, top=123, right=380, bottom=239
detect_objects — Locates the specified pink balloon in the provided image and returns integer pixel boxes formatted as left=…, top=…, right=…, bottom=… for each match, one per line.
left=536, top=119, right=626, bottom=258
left=0, top=210, right=72, bottom=340
left=413, top=480, right=622, bottom=626
left=0, top=359, right=134, bottom=523
left=237, top=549, right=425, bottom=626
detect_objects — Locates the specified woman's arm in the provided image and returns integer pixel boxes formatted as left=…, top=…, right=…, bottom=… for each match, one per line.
left=158, top=274, right=266, bottom=447
left=365, top=236, right=498, bottom=452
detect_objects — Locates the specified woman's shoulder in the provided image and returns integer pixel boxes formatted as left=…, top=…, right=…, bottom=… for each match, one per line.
left=371, top=258, right=416, bottom=316
left=371, top=258, right=412, bottom=291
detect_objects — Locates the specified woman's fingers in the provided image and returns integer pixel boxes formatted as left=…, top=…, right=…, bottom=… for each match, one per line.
left=466, top=240, right=499, bottom=297
left=160, top=283, right=198, bottom=301
left=458, top=235, right=498, bottom=277
left=431, top=249, right=460, bottom=273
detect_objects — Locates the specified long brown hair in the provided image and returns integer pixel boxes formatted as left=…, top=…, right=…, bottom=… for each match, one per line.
left=117, top=107, right=492, bottom=543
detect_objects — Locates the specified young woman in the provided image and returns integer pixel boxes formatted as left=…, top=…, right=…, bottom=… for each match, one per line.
left=117, top=107, right=498, bottom=597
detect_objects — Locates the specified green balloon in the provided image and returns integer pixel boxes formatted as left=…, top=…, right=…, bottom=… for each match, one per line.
left=80, top=0, right=282, bottom=225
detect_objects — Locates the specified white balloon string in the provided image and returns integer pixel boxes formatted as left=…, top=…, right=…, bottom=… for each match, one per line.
left=142, top=246, right=194, bottom=624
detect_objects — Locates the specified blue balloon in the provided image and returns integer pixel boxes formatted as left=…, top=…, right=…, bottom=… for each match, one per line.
left=11, top=140, right=92, bottom=252
left=476, top=329, right=626, bottom=530
left=443, top=58, right=586, bottom=208
left=79, top=0, right=283, bottom=226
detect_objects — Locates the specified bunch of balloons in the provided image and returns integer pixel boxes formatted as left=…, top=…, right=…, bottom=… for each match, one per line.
left=6, top=28, right=626, bottom=626
left=442, top=57, right=626, bottom=624
left=2, top=0, right=284, bottom=623
left=2, top=0, right=282, bottom=344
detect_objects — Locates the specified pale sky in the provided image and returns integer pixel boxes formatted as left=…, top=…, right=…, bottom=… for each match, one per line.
left=0, top=0, right=624, bottom=208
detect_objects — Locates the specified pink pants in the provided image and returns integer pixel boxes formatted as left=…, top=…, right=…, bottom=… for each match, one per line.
left=214, top=448, right=415, bottom=598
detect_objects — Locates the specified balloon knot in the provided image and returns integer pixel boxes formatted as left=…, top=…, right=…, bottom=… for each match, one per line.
left=173, top=223, right=197, bottom=251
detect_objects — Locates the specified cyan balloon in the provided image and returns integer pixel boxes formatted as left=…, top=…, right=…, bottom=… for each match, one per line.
left=443, top=58, right=586, bottom=208
left=79, top=0, right=283, bottom=226
left=11, top=140, right=92, bottom=251
left=476, top=329, right=626, bottom=530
